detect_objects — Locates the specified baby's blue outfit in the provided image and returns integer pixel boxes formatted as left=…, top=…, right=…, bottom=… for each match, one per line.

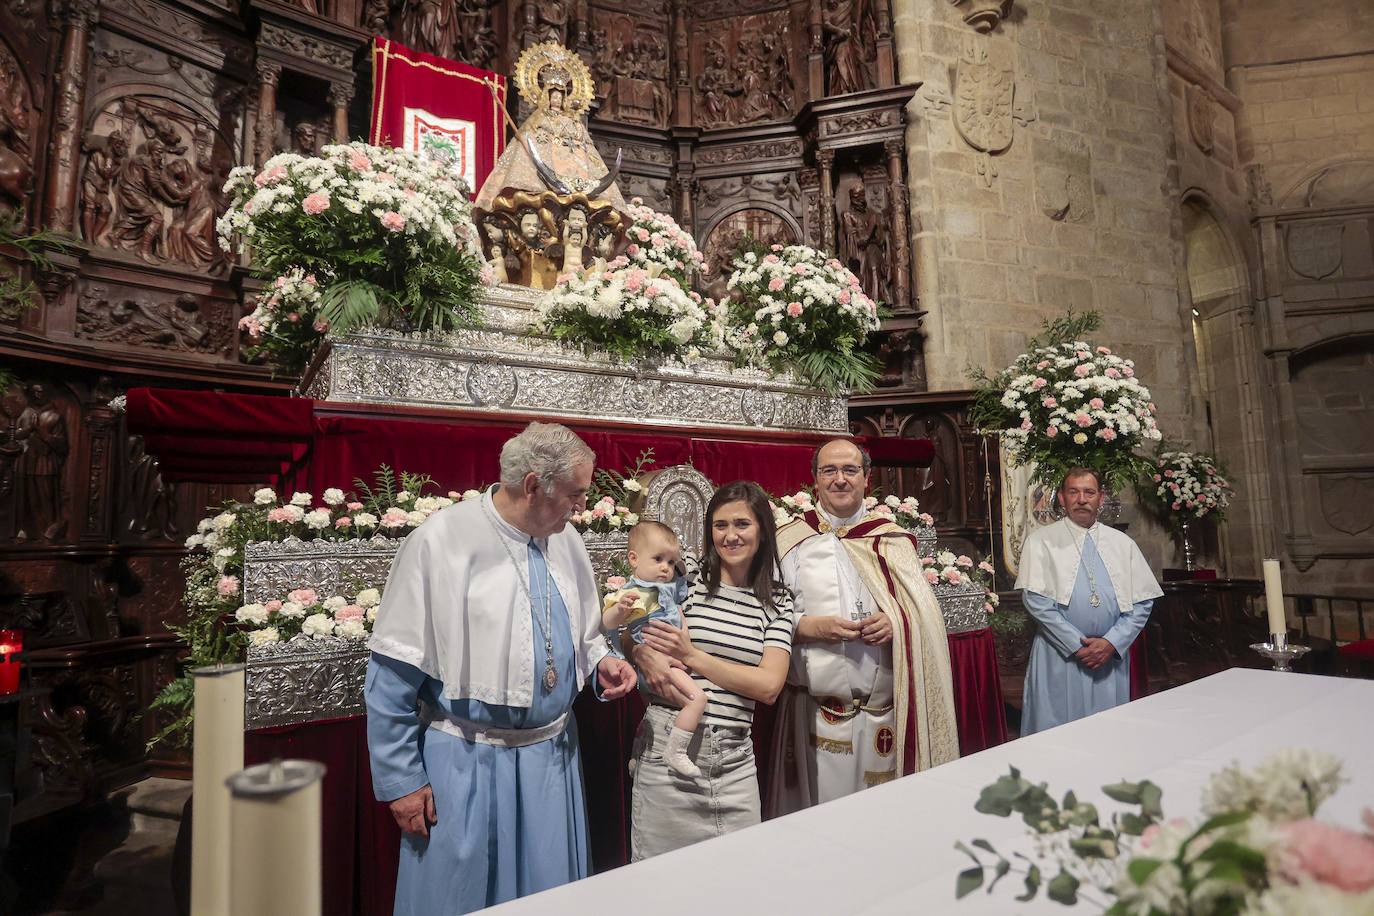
left=622, top=575, right=690, bottom=644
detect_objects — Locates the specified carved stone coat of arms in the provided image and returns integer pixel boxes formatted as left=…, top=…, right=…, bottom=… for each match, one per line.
left=954, top=48, right=1015, bottom=154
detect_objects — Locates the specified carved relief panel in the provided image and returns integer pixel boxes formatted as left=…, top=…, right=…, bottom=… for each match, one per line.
left=396, top=0, right=501, bottom=70
left=692, top=8, right=797, bottom=128
left=78, top=94, right=236, bottom=272
left=586, top=7, right=671, bottom=127
left=0, top=33, right=36, bottom=216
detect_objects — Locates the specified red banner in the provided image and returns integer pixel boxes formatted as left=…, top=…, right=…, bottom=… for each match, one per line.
left=368, top=37, right=507, bottom=197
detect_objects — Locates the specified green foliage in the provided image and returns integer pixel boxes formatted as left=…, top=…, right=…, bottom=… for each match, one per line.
left=0, top=215, right=70, bottom=322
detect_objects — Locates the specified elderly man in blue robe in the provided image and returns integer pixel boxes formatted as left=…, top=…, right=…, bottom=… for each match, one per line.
left=1015, top=467, right=1162, bottom=736
left=365, top=421, right=638, bottom=915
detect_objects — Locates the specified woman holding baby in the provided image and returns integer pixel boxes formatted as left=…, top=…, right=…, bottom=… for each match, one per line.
left=621, top=479, right=795, bottom=861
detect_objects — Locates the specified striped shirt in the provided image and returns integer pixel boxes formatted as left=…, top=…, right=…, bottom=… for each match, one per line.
left=679, top=580, right=796, bottom=729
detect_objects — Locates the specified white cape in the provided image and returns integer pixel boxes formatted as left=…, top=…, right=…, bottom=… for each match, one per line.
left=1014, top=517, right=1163, bottom=610
left=368, top=488, right=610, bottom=707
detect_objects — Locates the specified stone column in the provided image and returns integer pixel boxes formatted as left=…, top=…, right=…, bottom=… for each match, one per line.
left=817, top=147, right=835, bottom=253
left=329, top=82, right=355, bottom=144
left=254, top=60, right=282, bottom=168
left=43, top=0, right=99, bottom=233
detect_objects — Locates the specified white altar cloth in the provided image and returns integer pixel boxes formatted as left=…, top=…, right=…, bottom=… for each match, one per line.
left=488, top=669, right=1374, bottom=914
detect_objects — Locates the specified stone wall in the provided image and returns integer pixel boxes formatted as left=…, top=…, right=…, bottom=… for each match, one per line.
left=890, top=0, right=1200, bottom=569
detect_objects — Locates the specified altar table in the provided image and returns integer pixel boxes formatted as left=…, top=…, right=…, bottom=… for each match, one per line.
left=487, top=668, right=1374, bottom=915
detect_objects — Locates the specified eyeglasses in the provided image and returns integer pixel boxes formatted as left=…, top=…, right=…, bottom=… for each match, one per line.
left=817, top=465, right=864, bottom=479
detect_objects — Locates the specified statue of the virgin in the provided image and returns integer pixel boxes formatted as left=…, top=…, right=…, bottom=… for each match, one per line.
left=475, top=43, right=625, bottom=211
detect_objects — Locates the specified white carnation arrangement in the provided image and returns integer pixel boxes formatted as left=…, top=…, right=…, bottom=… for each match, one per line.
left=218, top=141, right=485, bottom=373
left=1147, top=449, right=1234, bottom=526
left=619, top=197, right=707, bottom=287
left=238, top=586, right=384, bottom=644
left=537, top=257, right=725, bottom=362
left=725, top=244, right=882, bottom=393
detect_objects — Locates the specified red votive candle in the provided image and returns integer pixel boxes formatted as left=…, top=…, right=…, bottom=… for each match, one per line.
left=0, top=629, right=21, bottom=695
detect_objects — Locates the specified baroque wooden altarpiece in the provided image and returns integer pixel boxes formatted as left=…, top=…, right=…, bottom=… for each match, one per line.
left=0, top=0, right=979, bottom=823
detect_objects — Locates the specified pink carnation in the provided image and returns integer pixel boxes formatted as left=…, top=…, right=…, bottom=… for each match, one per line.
left=1073, top=364, right=1093, bottom=377
left=955, top=555, right=973, bottom=568
left=381, top=508, right=409, bottom=528
left=1042, top=397, right=1057, bottom=408
left=1020, top=419, right=1033, bottom=431
left=1046, top=424, right=1059, bottom=437
left=335, top=604, right=366, bottom=622
left=217, top=575, right=241, bottom=597
left=838, top=290, right=851, bottom=304
left=1096, top=346, right=1112, bottom=355
left=767, top=277, right=786, bottom=292
left=1104, top=367, right=1121, bottom=378
left=335, top=516, right=353, bottom=529
left=1074, top=413, right=1093, bottom=427
left=1089, top=397, right=1105, bottom=409
left=942, top=568, right=963, bottom=584
left=302, top=192, right=331, bottom=215
left=626, top=243, right=640, bottom=255
left=920, top=556, right=936, bottom=567
left=1097, top=428, right=1118, bottom=441
left=1278, top=819, right=1374, bottom=891
left=267, top=507, right=296, bottom=523
left=591, top=505, right=607, bottom=519
left=636, top=227, right=650, bottom=242
left=1031, top=377, right=1048, bottom=390
left=380, top=211, right=406, bottom=232
left=347, top=502, right=364, bottom=511
left=349, top=152, right=371, bottom=171
left=238, top=315, right=263, bottom=337
left=763, top=254, right=780, bottom=264
left=288, top=588, right=318, bottom=606
left=265, top=600, right=283, bottom=613
left=1035, top=360, right=1050, bottom=370
left=786, top=301, right=803, bottom=317
left=923, top=569, right=939, bottom=585
left=605, top=576, right=627, bottom=591
left=1123, top=366, right=1135, bottom=377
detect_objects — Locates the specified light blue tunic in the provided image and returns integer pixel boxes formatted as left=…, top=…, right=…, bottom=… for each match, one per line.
left=1020, top=533, right=1153, bottom=736
left=365, top=540, right=590, bottom=915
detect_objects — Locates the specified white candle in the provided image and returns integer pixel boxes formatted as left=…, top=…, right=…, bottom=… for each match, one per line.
left=227, top=759, right=326, bottom=916
left=191, top=664, right=246, bottom=916
left=1262, top=559, right=1287, bottom=638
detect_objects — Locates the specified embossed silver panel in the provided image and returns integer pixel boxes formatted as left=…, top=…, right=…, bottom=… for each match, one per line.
left=299, top=290, right=848, bottom=434
left=242, top=536, right=402, bottom=605
left=642, top=465, right=715, bottom=555
left=935, top=580, right=990, bottom=634
left=244, top=636, right=369, bottom=729
left=582, top=530, right=630, bottom=583
left=915, top=526, right=938, bottom=559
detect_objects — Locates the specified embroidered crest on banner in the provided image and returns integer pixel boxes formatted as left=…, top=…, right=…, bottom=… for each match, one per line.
left=402, top=107, right=477, bottom=190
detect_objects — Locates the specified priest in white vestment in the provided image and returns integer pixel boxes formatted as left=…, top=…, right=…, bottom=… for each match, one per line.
left=1015, top=467, right=1162, bottom=736
left=364, top=422, right=637, bottom=915
left=768, top=439, right=958, bottom=816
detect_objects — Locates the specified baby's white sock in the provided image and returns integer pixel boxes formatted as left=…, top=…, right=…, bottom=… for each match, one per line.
left=664, top=726, right=701, bottom=778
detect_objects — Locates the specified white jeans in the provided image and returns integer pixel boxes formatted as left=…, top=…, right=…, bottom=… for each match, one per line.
left=629, top=704, right=761, bottom=861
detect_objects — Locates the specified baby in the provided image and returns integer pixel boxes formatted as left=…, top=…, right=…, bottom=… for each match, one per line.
left=602, top=520, right=706, bottom=778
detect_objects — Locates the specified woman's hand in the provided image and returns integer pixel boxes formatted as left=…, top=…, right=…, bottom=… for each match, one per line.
left=641, top=620, right=696, bottom=664
left=630, top=643, right=692, bottom=705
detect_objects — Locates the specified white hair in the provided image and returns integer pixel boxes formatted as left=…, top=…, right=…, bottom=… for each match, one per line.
left=499, top=422, right=595, bottom=492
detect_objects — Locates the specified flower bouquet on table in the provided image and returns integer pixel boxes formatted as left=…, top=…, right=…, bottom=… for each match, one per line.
left=725, top=244, right=883, bottom=394
left=955, top=747, right=1374, bottom=913
left=536, top=256, right=726, bottom=362
left=219, top=141, right=487, bottom=374
left=619, top=198, right=707, bottom=289
left=969, top=311, right=1162, bottom=494
left=148, top=464, right=478, bottom=749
